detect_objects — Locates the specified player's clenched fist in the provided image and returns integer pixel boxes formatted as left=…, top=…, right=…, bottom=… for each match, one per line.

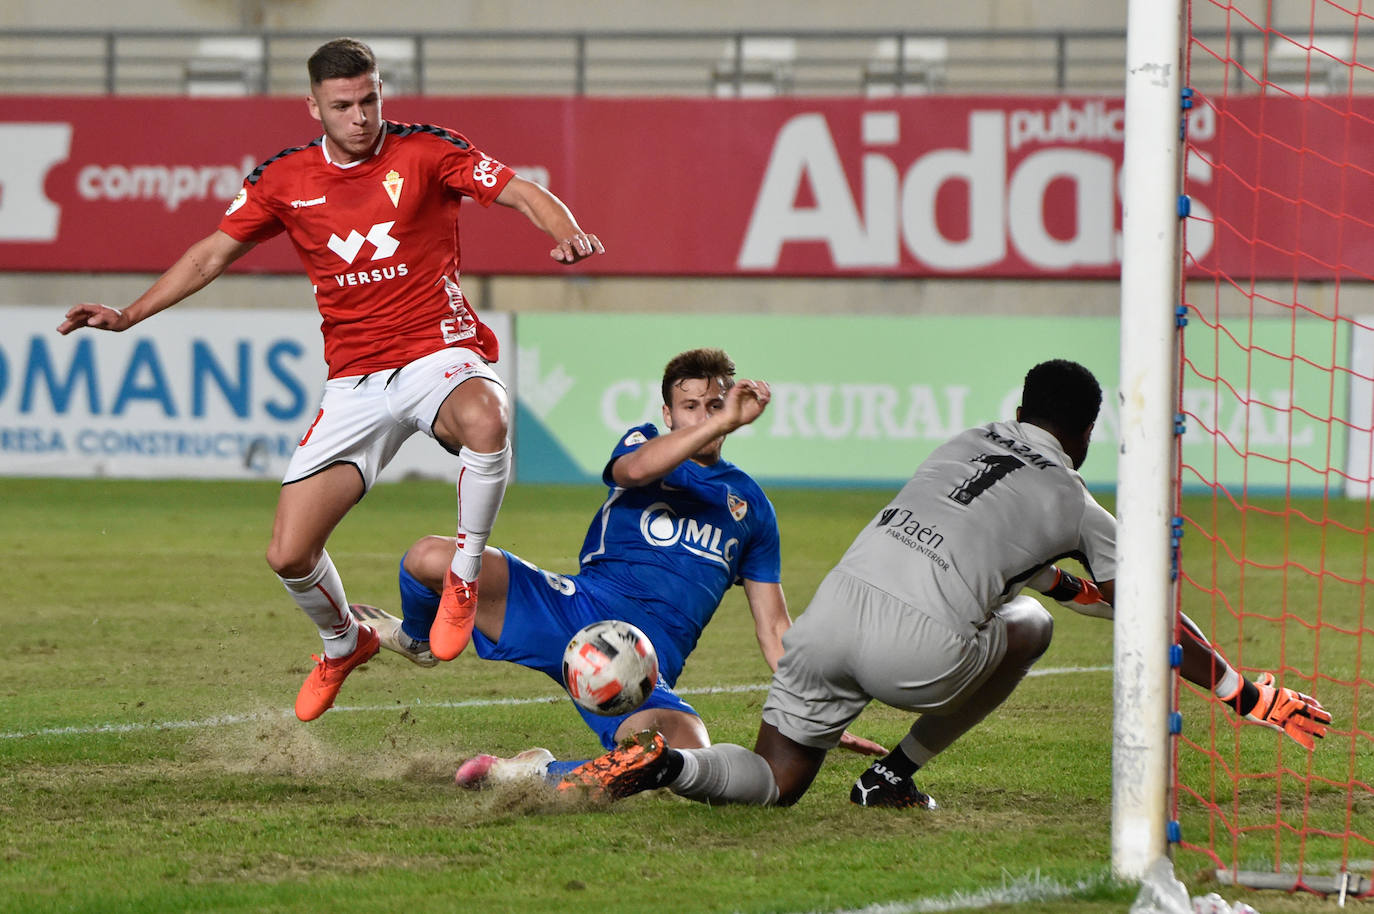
left=738, top=379, right=771, bottom=408
left=725, top=379, right=771, bottom=428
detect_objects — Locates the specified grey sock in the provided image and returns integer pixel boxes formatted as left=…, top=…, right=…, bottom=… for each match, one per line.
left=671, top=744, right=780, bottom=806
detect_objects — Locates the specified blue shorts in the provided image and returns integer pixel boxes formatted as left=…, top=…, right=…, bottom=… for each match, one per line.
left=472, top=551, right=699, bottom=750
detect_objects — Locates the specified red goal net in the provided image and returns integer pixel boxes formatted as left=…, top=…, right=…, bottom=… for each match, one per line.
left=1176, top=0, right=1373, bottom=899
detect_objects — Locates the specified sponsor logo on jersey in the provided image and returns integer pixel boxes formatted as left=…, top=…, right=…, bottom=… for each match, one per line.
left=875, top=507, right=950, bottom=570
left=333, top=264, right=409, bottom=287
left=727, top=493, right=748, bottom=521
left=327, top=221, right=399, bottom=264
left=639, top=502, right=739, bottom=568
left=226, top=188, right=248, bottom=215
left=383, top=169, right=404, bottom=207
left=875, top=507, right=943, bottom=547
left=444, top=362, right=477, bottom=379
left=440, top=276, right=476, bottom=342
left=623, top=430, right=648, bottom=447
left=473, top=155, right=504, bottom=188
left=289, top=195, right=326, bottom=208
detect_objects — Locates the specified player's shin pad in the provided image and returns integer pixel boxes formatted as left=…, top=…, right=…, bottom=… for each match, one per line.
left=1246, top=672, right=1332, bottom=750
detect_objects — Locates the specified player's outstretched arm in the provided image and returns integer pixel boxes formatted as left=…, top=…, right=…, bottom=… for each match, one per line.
left=494, top=176, right=604, bottom=265
left=1029, top=567, right=1331, bottom=749
left=612, top=381, right=771, bottom=487
left=1177, top=612, right=1332, bottom=750
left=742, top=578, right=791, bottom=672
left=1027, top=565, right=1115, bottom=619
left=57, top=230, right=255, bottom=335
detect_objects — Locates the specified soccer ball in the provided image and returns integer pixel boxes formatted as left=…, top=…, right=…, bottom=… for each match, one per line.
left=562, top=620, right=659, bottom=716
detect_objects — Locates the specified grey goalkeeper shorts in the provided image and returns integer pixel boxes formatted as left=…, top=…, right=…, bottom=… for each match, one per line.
left=762, top=570, right=1015, bottom=750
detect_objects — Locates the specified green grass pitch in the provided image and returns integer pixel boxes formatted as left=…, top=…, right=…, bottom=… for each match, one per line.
left=0, top=477, right=1361, bottom=913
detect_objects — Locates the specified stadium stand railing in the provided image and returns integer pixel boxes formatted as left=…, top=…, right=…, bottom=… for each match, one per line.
left=0, top=27, right=1206, bottom=96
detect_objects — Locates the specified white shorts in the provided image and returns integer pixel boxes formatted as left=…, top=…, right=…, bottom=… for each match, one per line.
left=283, top=346, right=502, bottom=491
left=762, top=570, right=1015, bottom=750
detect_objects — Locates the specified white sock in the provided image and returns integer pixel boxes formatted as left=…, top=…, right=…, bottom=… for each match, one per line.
left=671, top=744, right=780, bottom=806
left=1213, top=664, right=1242, bottom=701
left=451, top=442, right=511, bottom=582
left=278, top=550, right=356, bottom=658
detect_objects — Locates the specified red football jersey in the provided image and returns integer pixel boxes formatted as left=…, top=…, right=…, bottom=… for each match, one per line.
left=220, top=122, right=516, bottom=378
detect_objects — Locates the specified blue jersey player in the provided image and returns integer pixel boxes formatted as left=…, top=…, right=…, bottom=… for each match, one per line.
left=364, top=347, right=884, bottom=787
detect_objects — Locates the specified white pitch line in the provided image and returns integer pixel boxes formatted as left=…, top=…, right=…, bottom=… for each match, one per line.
left=0, top=666, right=1110, bottom=741
left=808, top=869, right=1112, bottom=913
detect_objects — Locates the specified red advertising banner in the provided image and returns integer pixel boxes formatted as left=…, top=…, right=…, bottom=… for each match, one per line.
left=1186, top=93, right=1374, bottom=282
left=0, top=94, right=1366, bottom=278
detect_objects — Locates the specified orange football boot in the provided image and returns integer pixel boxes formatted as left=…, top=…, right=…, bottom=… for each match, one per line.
left=429, top=569, right=478, bottom=661
left=294, top=624, right=379, bottom=721
left=557, top=730, right=669, bottom=800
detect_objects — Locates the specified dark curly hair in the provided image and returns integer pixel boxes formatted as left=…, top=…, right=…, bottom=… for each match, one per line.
left=1019, top=359, right=1102, bottom=437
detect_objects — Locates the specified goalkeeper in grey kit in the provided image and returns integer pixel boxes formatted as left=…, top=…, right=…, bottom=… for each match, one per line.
left=560, top=359, right=1333, bottom=808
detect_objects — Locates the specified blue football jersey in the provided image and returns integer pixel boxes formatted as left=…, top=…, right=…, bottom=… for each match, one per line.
left=575, top=423, right=781, bottom=672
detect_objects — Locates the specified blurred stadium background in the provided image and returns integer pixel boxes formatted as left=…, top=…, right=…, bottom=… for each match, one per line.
left=8, top=0, right=1360, bottom=488
left=3, top=0, right=1338, bottom=326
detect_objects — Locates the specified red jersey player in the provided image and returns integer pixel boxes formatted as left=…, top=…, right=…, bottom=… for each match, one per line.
left=57, top=38, right=605, bottom=721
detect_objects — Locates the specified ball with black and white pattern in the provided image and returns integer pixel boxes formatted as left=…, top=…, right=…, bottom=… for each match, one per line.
left=561, top=620, right=659, bottom=716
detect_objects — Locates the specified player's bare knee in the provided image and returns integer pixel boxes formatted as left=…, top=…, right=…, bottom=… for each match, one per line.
left=770, top=764, right=815, bottom=806
left=404, top=535, right=455, bottom=588
left=755, top=732, right=821, bottom=807
left=461, top=410, right=509, bottom=455
left=618, top=710, right=708, bottom=750
left=1028, top=609, right=1054, bottom=658
left=435, top=380, right=509, bottom=453
left=1006, top=602, right=1054, bottom=663
left=266, top=543, right=316, bottom=579
left=658, top=712, right=710, bottom=750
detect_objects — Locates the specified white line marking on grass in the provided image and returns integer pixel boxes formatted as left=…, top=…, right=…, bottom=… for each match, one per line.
left=0, top=666, right=1110, bottom=741
left=807, top=869, right=1114, bottom=913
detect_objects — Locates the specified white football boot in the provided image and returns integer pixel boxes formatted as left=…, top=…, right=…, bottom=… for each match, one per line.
left=454, top=748, right=557, bottom=789
left=348, top=603, right=438, bottom=668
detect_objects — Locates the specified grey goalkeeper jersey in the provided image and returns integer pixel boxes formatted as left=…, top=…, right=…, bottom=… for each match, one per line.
left=834, top=420, right=1117, bottom=637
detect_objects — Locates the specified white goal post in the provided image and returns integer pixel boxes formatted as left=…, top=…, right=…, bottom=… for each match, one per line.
left=1113, top=0, right=1186, bottom=880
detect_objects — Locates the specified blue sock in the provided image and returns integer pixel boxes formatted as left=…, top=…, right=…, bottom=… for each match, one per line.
left=398, top=556, right=440, bottom=642
left=545, top=759, right=589, bottom=783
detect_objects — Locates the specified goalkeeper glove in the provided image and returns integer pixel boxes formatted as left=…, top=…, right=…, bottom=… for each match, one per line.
left=1246, top=672, right=1332, bottom=750
left=1040, top=567, right=1114, bottom=619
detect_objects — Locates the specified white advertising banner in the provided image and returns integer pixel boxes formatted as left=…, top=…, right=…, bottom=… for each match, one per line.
left=0, top=306, right=514, bottom=481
